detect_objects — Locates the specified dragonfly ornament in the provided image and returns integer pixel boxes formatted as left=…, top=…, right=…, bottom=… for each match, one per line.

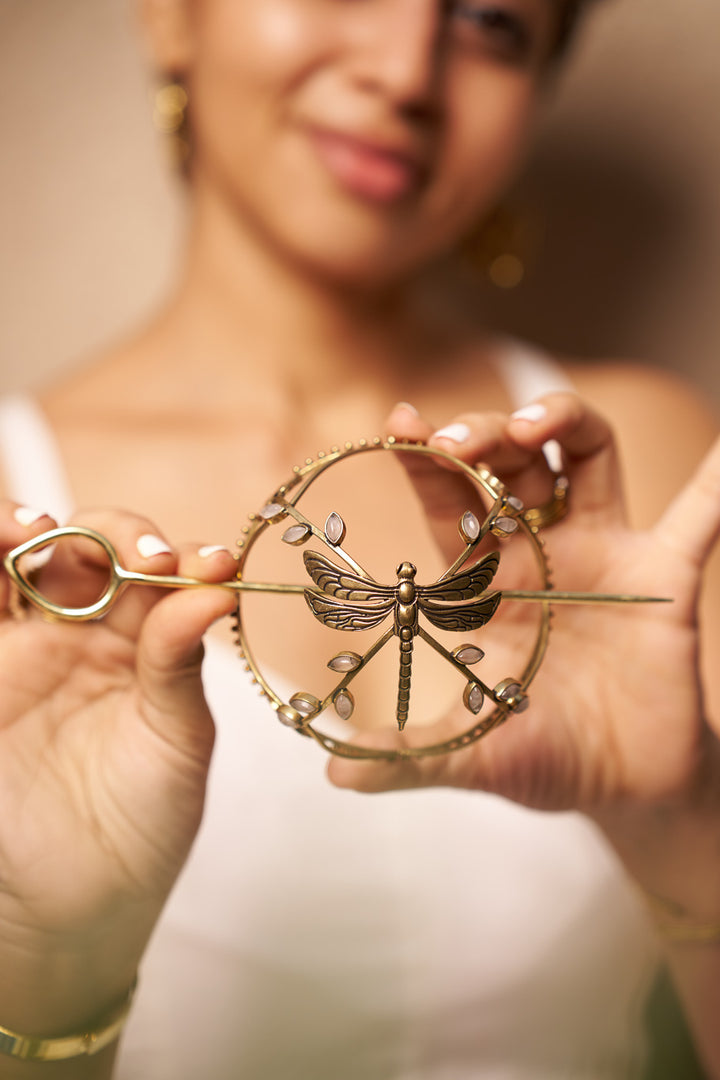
left=236, top=439, right=669, bottom=760
left=303, top=549, right=502, bottom=731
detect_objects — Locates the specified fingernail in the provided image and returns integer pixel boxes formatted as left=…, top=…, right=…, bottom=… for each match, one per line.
left=14, top=506, right=48, bottom=527
left=511, top=403, right=547, bottom=424
left=433, top=422, right=471, bottom=444
left=395, top=401, right=419, bottom=416
left=137, top=534, right=173, bottom=558
left=198, top=544, right=231, bottom=559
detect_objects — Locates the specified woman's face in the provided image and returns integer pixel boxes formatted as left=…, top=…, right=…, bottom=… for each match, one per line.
left=150, top=0, right=561, bottom=285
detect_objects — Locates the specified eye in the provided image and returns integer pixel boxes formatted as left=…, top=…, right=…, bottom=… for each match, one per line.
left=447, top=2, right=534, bottom=62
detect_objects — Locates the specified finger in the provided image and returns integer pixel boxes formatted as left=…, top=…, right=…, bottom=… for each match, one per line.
left=327, top=749, right=436, bottom=794
left=0, top=502, right=56, bottom=538
left=386, top=403, right=562, bottom=563
left=0, top=502, right=57, bottom=556
left=430, top=412, right=560, bottom=513
left=326, top=723, right=468, bottom=793
left=39, top=509, right=182, bottom=640
left=387, top=403, right=549, bottom=560
left=0, top=502, right=57, bottom=613
left=507, top=393, right=626, bottom=526
left=654, top=433, right=720, bottom=567
left=175, top=542, right=237, bottom=582
left=389, top=401, right=532, bottom=479
left=385, top=403, right=489, bottom=563
left=136, top=562, right=237, bottom=753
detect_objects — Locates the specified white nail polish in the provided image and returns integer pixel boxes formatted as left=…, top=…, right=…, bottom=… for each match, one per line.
left=511, top=403, right=547, bottom=423
left=14, top=506, right=47, bottom=527
left=137, top=534, right=173, bottom=559
left=198, top=545, right=231, bottom=559
left=395, top=401, right=419, bottom=416
left=433, top=422, right=471, bottom=444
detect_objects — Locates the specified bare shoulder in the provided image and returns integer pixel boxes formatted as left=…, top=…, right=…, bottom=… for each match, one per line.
left=567, top=359, right=717, bottom=433
left=564, top=360, right=719, bottom=527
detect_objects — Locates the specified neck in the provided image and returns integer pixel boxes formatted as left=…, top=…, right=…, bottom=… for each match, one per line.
left=157, top=179, right=488, bottom=408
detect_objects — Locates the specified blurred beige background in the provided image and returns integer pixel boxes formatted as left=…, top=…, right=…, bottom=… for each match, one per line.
left=0, top=0, right=719, bottom=399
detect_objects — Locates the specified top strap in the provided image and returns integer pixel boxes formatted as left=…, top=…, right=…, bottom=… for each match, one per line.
left=0, top=394, right=75, bottom=523
left=495, top=339, right=574, bottom=477
left=496, top=338, right=573, bottom=407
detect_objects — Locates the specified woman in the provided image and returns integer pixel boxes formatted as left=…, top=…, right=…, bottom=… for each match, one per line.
left=0, top=1, right=719, bottom=1076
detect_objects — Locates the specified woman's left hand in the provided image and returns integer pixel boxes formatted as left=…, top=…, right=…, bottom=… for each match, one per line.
left=328, top=393, right=720, bottom=820
left=329, top=393, right=720, bottom=1079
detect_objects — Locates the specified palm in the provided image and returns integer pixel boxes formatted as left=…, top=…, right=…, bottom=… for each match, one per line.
left=331, top=400, right=720, bottom=808
left=456, top=519, right=702, bottom=809
left=0, top=593, right=217, bottom=937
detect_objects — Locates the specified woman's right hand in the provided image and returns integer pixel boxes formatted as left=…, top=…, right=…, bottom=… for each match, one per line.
left=0, top=503, right=237, bottom=1047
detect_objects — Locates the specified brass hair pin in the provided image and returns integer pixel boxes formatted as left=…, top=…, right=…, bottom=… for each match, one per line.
left=4, top=439, right=669, bottom=760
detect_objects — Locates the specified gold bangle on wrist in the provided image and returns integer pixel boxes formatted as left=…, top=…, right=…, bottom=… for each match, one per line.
left=643, top=892, right=720, bottom=945
left=0, top=978, right=137, bottom=1062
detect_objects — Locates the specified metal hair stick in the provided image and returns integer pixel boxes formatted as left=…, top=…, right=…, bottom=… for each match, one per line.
left=3, top=438, right=672, bottom=759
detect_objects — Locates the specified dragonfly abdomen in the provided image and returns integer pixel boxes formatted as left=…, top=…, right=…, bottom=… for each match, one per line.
left=394, top=564, right=419, bottom=732
left=397, top=625, right=414, bottom=731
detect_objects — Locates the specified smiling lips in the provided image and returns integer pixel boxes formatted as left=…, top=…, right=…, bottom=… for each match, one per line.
left=308, top=127, right=427, bottom=203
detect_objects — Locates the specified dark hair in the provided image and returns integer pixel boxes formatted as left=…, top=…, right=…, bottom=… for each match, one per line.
left=552, top=0, right=599, bottom=59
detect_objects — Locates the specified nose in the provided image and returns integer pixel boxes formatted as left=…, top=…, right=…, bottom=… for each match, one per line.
left=346, top=0, right=443, bottom=113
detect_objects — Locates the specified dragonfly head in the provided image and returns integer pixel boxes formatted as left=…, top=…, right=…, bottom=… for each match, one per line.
left=396, top=561, right=417, bottom=581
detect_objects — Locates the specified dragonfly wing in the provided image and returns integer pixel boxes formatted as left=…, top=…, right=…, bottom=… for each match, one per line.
left=304, top=591, right=394, bottom=632
left=303, top=551, right=394, bottom=603
left=419, top=591, right=501, bottom=632
left=419, top=551, right=500, bottom=602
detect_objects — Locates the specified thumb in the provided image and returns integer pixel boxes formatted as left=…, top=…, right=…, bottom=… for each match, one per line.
left=136, top=587, right=236, bottom=754
left=326, top=722, right=471, bottom=794
left=655, top=433, right=720, bottom=568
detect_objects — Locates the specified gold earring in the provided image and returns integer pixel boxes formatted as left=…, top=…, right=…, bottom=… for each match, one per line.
left=462, top=203, right=543, bottom=290
left=153, top=81, right=190, bottom=170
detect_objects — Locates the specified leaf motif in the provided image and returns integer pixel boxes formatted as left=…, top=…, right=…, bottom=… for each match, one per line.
left=327, top=652, right=363, bottom=673
left=289, top=692, right=321, bottom=717
left=459, top=511, right=480, bottom=542
left=452, top=645, right=485, bottom=665
left=258, top=502, right=286, bottom=522
left=282, top=524, right=312, bottom=546
left=324, top=512, right=347, bottom=546
left=463, top=683, right=485, bottom=715
left=333, top=689, right=355, bottom=721
left=491, top=516, right=519, bottom=537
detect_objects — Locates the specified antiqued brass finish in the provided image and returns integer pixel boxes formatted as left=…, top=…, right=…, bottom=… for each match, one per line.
left=303, top=550, right=501, bottom=731
left=3, top=439, right=669, bottom=760
left=234, top=441, right=549, bottom=756
left=3, top=525, right=308, bottom=623
left=232, top=439, right=668, bottom=760
left=523, top=472, right=570, bottom=532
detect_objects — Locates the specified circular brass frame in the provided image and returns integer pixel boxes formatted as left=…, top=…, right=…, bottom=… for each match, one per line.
left=233, top=439, right=552, bottom=761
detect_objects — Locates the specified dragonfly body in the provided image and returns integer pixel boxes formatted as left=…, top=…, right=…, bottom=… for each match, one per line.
left=303, top=550, right=502, bottom=730
left=395, top=562, right=419, bottom=730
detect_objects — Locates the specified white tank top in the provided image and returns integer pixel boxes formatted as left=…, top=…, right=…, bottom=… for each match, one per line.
left=0, top=343, right=664, bottom=1079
